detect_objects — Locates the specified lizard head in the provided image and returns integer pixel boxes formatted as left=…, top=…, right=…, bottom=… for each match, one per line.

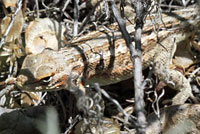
left=16, top=49, right=71, bottom=91
left=187, top=27, right=200, bottom=60
left=191, top=32, right=200, bottom=53
left=181, top=19, right=200, bottom=59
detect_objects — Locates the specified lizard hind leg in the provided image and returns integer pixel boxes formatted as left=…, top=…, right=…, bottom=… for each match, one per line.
left=154, top=62, right=193, bottom=104
left=153, top=34, right=196, bottom=105
left=154, top=63, right=195, bottom=105
left=167, top=70, right=194, bottom=105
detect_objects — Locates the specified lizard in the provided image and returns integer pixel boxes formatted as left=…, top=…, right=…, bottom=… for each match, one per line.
left=16, top=6, right=200, bottom=105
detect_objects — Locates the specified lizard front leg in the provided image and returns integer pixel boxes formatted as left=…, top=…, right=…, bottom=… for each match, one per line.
left=153, top=33, right=195, bottom=105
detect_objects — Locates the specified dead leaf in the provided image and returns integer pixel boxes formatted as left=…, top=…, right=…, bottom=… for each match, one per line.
left=25, top=18, right=66, bottom=55
left=3, top=0, right=17, bottom=8
left=173, top=42, right=195, bottom=69
left=0, top=9, right=24, bottom=42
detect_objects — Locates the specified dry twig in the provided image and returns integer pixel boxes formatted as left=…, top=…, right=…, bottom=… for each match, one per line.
left=0, top=0, right=23, bottom=49
left=73, top=0, right=79, bottom=36
left=131, top=0, right=151, bottom=133
left=110, top=0, right=151, bottom=133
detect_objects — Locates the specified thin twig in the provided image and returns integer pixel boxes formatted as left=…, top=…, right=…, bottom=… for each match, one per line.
left=188, top=67, right=200, bottom=82
left=34, top=92, right=47, bottom=105
left=152, top=89, right=165, bottom=118
left=0, top=0, right=23, bottom=49
left=41, top=0, right=50, bottom=9
left=160, top=4, right=183, bottom=9
left=0, top=85, right=15, bottom=98
left=35, top=0, right=39, bottom=18
left=62, top=0, right=71, bottom=12
left=73, top=0, right=79, bottom=36
left=79, top=0, right=102, bottom=33
left=55, top=92, right=67, bottom=120
left=65, top=115, right=81, bottom=134
left=91, top=83, right=137, bottom=126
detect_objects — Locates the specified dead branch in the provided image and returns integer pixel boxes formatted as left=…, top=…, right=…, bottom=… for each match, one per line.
left=109, top=0, right=150, bottom=133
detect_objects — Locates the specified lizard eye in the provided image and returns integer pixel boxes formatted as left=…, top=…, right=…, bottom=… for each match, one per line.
left=42, top=76, right=52, bottom=83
